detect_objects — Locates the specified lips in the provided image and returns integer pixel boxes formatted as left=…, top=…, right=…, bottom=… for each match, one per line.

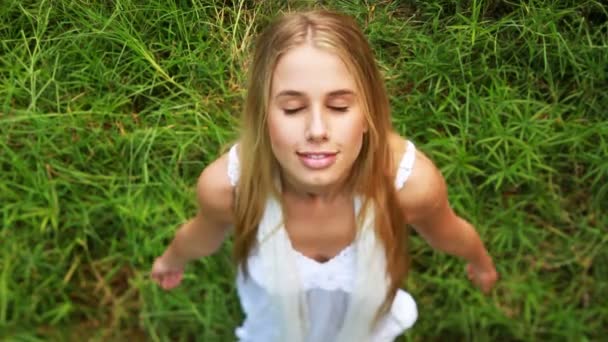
left=296, top=151, right=338, bottom=169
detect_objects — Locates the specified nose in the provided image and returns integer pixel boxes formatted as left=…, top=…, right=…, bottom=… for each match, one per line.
left=306, top=106, right=329, bottom=142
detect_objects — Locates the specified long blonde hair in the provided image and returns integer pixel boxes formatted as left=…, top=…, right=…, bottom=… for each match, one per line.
left=233, top=9, right=409, bottom=315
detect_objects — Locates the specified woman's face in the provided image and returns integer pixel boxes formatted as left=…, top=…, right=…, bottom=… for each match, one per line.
left=267, top=44, right=368, bottom=196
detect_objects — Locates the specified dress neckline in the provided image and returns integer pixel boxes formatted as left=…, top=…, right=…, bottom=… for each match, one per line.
left=290, top=242, right=355, bottom=266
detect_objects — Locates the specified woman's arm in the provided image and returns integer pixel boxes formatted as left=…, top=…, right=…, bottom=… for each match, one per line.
left=396, top=148, right=498, bottom=293
left=151, top=153, right=234, bottom=289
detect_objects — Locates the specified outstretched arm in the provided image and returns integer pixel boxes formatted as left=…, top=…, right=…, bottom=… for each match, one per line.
left=151, top=153, right=234, bottom=289
left=397, top=149, right=498, bottom=293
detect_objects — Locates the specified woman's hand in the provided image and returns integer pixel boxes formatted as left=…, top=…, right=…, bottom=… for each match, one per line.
left=466, top=263, right=498, bottom=294
left=151, top=252, right=186, bottom=290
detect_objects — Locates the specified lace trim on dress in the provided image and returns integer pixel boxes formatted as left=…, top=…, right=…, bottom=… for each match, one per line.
left=245, top=243, right=357, bottom=293
left=292, top=244, right=356, bottom=292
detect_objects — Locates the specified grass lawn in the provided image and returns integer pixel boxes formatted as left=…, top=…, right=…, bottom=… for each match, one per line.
left=1, top=0, right=607, bottom=340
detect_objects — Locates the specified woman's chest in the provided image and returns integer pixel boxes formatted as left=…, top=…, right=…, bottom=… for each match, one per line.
left=282, top=196, right=357, bottom=263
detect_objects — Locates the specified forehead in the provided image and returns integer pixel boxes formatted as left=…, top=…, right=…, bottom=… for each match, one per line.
left=271, top=44, right=357, bottom=96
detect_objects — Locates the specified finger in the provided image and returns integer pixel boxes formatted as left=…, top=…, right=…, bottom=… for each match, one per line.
left=168, top=273, right=183, bottom=288
left=167, top=278, right=180, bottom=289
left=466, top=269, right=474, bottom=281
left=165, top=274, right=178, bottom=287
left=161, top=278, right=173, bottom=290
left=466, top=265, right=474, bottom=277
left=481, top=278, right=494, bottom=294
left=163, top=274, right=181, bottom=290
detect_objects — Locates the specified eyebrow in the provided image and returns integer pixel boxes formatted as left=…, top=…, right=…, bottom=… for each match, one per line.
left=275, top=89, right=355, bottom=99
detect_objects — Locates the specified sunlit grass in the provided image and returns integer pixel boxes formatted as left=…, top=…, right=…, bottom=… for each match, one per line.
left=1, top=0, right=607, bottom=340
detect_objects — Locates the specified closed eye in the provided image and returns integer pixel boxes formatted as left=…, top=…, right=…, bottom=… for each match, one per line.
left=283, top=107, right=304, bottom=115
left=329, top=106, right=348, bottom=112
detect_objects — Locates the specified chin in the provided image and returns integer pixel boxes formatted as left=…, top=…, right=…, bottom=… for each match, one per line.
left=280, top=161, right=346, bottom=193
left=301, top=172, right=343, bottom=189
left=305, top=177, right=333, bottom=188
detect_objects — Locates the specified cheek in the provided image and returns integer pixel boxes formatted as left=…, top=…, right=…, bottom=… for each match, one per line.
left=339, top=116, right=368, bottom=165
left=267, top=111, right=293, bottom=153
left=342, top=115, right=367, bottom=145
left=267, top=111, right=283, bottom=144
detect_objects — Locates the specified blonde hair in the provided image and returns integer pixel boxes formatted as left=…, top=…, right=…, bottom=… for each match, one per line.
left=233, top=9, right=409, bottom=318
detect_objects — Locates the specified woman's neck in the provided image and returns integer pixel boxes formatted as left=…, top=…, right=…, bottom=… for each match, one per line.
left=279, top=173, right=352, bottom=205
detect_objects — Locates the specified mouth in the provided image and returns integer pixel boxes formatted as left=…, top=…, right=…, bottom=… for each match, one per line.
left=296, top=152, right=337, bottom=158
left=296, top=151, right=338, bottom=169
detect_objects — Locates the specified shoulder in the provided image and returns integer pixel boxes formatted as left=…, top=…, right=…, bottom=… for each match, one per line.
left=196, top=150, right=235, bottom=224
left=390, top=135, right=447, bottom=224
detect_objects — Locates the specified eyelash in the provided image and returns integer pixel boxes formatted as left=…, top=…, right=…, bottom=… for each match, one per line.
left=283, top=108, right=303, bottom=115
left=331, top=106, right=349, bottom=113
left=283, top=106, right=348, bottom=115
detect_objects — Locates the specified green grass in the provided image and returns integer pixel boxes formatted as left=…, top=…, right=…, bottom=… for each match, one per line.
left=1, top=0, right=607, bottom=340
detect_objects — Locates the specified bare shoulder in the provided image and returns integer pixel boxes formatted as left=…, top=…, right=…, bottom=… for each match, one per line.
left=390, top=135, right=448, bottom=224
left=196, top=151, right=235, bottom=224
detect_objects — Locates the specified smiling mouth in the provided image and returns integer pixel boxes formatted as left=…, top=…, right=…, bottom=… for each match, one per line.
left=296, top=152, right=338, bottom=169
left=297, top=152, right=337, bottom=158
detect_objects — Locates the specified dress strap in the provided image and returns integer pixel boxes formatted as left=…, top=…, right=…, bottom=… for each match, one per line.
left=394, top=140, right=416, bottom=190
left=227, top=144, right=240, bottom=187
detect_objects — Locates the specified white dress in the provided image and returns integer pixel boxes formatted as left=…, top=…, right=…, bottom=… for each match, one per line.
left=227, top=141, right=419, bottom=342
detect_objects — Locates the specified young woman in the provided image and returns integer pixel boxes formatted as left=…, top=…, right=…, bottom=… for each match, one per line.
left=151, top=10, right=498, bottom=342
